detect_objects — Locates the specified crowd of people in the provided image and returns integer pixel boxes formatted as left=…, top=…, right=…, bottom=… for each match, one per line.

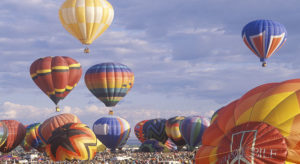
left=1, top=146, right=196, bottom=164
left=92, top=150, right=196, bottom=163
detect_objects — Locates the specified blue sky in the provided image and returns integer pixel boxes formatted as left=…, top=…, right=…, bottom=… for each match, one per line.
left=0, top=0, right=300, bottom=137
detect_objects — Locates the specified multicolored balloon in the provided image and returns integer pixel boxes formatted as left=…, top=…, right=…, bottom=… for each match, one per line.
left=134, top=120, right=148, bottom=143
left=165, top=116, right=186, bottom=147
left=59, top=0, right=114, bottom=53
left=242, top=19, right=287, bottom=67
left=38, top=113, right=81, bottom=144
left=25, top=123, right=46, bottom=152
left=85, top=63, right=134, bottom=107
left=30, top=56, right=82, bottom=112
left=139, top=139, right=170, bottom=153
left=143, top=119, right=168, bottom=144
left=93, top=115, right=131, bottom=150
left=180, top=116, right=210, bottom=150
left=0, top=120, right=26, bottom=153
left=20, top=139, right=32, bottom=152
left=195, top=79, right=300, bottom=164
left=46, top=123, right=97, bottom=161
left=0, top=122, right=8, bottom=148
left=164, top=138, right=177, bottom=151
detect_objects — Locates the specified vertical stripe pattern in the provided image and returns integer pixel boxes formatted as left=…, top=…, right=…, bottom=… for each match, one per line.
left=165, top=116, right=186, bottom=146
left=180, top=116, right=210, bottom=150
left=24, top=123, right=46, bottom=152
left=59, top=0, right=114, bottom=45
left=93, top=116, right=131, bottom=150
left=242, top=19, right=287, bottom=63
left=0, top=120, right=26, bottom=153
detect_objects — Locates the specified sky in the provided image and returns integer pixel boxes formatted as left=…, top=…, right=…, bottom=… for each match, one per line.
left=1, top=0, right=300, bottom=138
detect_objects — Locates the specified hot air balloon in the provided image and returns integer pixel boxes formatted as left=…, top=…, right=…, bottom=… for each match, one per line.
left=59, top=0, right=114, bottom=53
left=20, top=139, right=32, bottom=152
left=0, top=120, right=26, bottom=153
left=165, top=116, right=186, bottom=147
left=164, top=138, right=178, bottom=151
left=30, top=56, right=82, bottom=112
left=0, top=122, right=8, bottom=148
left=45, top=123, right=97, bottom=161
left=180, top=116, right=210, bottom=151
left=85, top=63, right=134, bottom=110
left=242, top=19, right=287, bottom=67
left=134, top=120, right=148, bottom=143
left=25, top=123, right=46, bottom=152
left=143, top=119, right=168, bottom=144
left=139, top=139, right=170, bottom=153
left=195, top=79, right=300, bottom=164
left=38, top=113, right=81, bottom=144
left=93, top=115, right=131, bottom=151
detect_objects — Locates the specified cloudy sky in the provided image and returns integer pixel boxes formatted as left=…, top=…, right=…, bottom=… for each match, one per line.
left=0, top=0, right=300, bottom=138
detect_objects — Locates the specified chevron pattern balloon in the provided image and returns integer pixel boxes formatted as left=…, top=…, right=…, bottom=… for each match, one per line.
left=45, top=123, right=97, bottom=161
left=143, top=119, right=168, bottom=144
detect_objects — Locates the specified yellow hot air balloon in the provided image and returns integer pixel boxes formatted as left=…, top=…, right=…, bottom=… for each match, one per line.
left=59, top=0, right=114, bottom=53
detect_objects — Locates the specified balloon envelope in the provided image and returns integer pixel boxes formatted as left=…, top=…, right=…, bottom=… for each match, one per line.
left=25, top=123, right=46, bottom=152
left=165, top=116, right=186, bottom=146
left=0, top=120, right=26, bottom=153
left=143, top=119, right=168, bottom=144
left=180, top=116, right=210, bottom=150
left=0, top=122, right=8, bottom=148
left=38, top=113, right=81, bottom=144
left=242, top=19, right=287, bottom=65
left=59, top=0, right=114, bottom=45
left=85, top=63, right=134, bottom=107
left=134, top=120, right=148, bottom=143
left=46, top=123, right=97, bottom=161
left=196, top=79, right=300, bottom=163
left=93, top=115, right=131, bottom=150
left=30, top=56, right=82, bottom=108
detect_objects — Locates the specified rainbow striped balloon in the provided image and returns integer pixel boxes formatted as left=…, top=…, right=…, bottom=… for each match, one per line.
left=93, top=115, right=131, bottom=150
left=180, top=116, right=210, bottom=150
left=25, top=123, right=45, bottom=152
left=85, top=63, right=134, bottom=107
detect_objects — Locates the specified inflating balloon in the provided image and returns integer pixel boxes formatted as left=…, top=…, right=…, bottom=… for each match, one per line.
left=143, top=119, right=168, bottom=144
left=165, top=116, right=186, bottom=147
left=20, top=139, right=32, bottom=152
left=195, top=79, right=300, bottom=163
left=38, top=113, right=81, bottom=144
left=59, top=0, right=114, bottom=53
left=30, top=56, right=82, bottom=112
left=46, top=123, right=97, bottom=161
left=93, top=115, right=131, bottom=151
left=242, top=19, right=287, bottom=67
left=134, top=120, right=148, bottom=143
left=0, top=122, right=8, bottom=148
left=85, top=63, right=134, bottom=109
left=0, top=120, right=26, bottom=153
left=180, top=116, right=209, bottom=151
left=164, top=138, right=177, bottom=151
left=25, top=123, right=46, bottom=152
